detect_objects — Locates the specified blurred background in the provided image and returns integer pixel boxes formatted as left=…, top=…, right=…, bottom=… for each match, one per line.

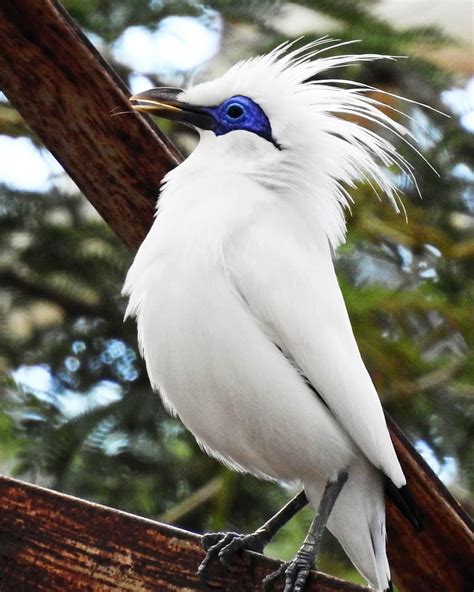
left=0, top=0, right=472, bottom=586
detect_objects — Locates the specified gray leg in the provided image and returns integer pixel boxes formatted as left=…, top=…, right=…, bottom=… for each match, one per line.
left=264, top=471, right=348, bottom=592
left=198, top=490, right=308, bottom=578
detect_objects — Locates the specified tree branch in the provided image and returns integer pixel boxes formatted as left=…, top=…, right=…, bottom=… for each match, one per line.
left=0, top=0, right=181, bottom=251
left=386, top=418, right=473, bottom=591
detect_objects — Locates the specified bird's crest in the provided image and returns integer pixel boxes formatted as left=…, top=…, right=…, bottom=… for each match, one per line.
left=184, top=38, right=437, bottom=248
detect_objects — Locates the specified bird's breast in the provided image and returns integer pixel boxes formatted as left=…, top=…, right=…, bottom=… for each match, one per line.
left=131, top=252, right=353, bottom=482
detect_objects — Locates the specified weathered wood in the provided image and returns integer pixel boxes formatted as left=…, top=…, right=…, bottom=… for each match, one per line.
left=0, top=1, right=472, bottom=591
left=0, top=0, right=181, bottom=251
left=386, top=419, right=473, bottom=592
left=0, top=476, right=367, bottom=591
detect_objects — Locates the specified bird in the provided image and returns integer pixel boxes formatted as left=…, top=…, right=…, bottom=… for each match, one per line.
left=123, top=39, right=422, bottom=592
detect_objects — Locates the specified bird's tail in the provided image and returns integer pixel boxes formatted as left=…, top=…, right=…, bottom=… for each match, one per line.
left=306, top=459, right=391, bottom=591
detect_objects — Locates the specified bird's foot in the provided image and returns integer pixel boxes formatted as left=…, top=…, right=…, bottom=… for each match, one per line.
left=198, top=530, right=267, bottom=578
left=262, top=561, right=288, bottom=590
left=263, top=549, right=314, bottom=592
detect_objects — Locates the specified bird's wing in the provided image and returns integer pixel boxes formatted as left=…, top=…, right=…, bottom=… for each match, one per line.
left=226, top=217, right=405, bottom=487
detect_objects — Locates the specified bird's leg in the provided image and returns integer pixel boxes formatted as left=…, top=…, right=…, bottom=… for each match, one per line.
left=263, top=471, right=348, bottom=592
left=198, top=490, right=308, bottom=578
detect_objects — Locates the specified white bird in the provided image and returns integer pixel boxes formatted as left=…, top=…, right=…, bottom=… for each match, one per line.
left=123, top=39, right=422, bottom=592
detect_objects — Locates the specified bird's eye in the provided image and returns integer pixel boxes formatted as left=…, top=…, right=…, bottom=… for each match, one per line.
left=226, top=103, right=244, bottom=119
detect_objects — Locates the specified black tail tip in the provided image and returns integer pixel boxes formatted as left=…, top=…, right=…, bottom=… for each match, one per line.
left=398, top=483, right=424, bottom=532
left=385, top=478, right=423, bottom=532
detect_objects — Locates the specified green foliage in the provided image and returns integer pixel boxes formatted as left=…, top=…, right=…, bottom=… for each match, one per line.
left=0, top=0, right=472, bottom=586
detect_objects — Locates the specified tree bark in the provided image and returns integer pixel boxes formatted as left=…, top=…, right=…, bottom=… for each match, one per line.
left=386, top=418, right=473, bottom=592
left=0, top=0, right=181, bottom=251
left=0, top=2, right=472, bottom=591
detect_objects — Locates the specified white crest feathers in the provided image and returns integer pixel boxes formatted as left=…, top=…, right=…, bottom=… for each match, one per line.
left=184, top=38, right=428, bottom=249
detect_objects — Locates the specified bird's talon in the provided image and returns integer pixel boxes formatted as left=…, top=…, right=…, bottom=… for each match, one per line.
left=219, top=545, right=238, bottom=568
left=283, top=555, right=313, bottom=592
left=263, top=561, right=288, bottom=591
left=199, top=531, right=258, bottom=577
left=197, top=556, right=211, bottom=578
left=198, top=538, right=229, bottom=579
left=218, top=549, right=234, bottom=570
left=202, top=532, right=226, bottom=550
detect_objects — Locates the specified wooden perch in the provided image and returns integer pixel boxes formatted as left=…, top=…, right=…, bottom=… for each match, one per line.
left=0, top=476, right=367, bottom=591
left=0, top=1, right=472, bottom=591
left=386, top=419, right=473, bottom=591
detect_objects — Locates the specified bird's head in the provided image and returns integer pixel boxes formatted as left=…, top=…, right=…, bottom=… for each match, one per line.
left=130, top=39, right=426, bottom=247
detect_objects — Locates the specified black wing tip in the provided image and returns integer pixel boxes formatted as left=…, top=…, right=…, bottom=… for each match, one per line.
left=386, top=580, right=394, bottom=592
left=385, top=478, right=424, bottom=532
left=399, top=483, right=424, bottom=532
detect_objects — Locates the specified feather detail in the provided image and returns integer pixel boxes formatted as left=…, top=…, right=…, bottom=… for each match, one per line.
left=183, top=38, right=433, bottom=249
left=122, top=39, right=428, bottom=591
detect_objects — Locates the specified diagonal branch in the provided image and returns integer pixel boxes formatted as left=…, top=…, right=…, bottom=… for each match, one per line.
left=0, top=2, right=472, bottom=591
left=0, top=0, right=181, bottom=251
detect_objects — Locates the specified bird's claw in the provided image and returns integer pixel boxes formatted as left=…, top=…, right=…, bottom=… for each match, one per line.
left=198, top=531, right=266, bottom=579
left=284, top=550, right=315, bottom=592
left=263, top=561, right=288, bottom=590
left=263, top=551, right=314, bottom=592
left=201, top=532, right=228, bottom=551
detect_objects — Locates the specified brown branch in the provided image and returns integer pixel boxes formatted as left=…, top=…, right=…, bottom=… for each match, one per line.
left=386, top=418, right=473, bottom=591
left=0, top=2, right=472, bottom=591
left=0, top=0, right=182, bottom=252
left=0, top=476, right=367, bottom=591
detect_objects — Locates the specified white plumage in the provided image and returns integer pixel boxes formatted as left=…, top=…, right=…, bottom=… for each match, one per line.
left=123, top=40, right=417, bottom=591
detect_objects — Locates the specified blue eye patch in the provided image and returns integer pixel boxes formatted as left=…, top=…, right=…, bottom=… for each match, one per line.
left=205, top=95, right=280, bottom=149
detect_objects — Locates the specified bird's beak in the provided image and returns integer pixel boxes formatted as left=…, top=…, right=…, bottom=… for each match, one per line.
left=129, top=87, right=216, bottom=131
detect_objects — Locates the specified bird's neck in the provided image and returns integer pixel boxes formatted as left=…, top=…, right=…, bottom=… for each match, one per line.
left=163, top=136, right=348, bottom=251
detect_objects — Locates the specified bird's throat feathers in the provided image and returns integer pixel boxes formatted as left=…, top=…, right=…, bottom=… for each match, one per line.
left=161, top=132, right=348, bottom=252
